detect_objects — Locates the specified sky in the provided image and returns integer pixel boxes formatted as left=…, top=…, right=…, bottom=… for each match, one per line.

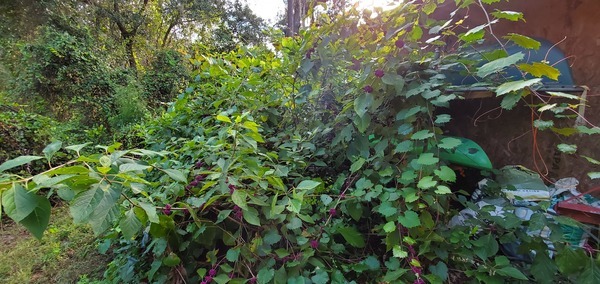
left=246, top=0, right=400, bottom=23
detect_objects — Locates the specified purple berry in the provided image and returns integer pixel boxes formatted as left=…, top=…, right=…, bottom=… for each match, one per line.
left=228, top=184, right=236, bottom=194
left=374, top=69, right=385, bottom=78
left=204, top=276, right=213, bottom=283
left=363, top=85, right=373, bottom=93
left=195, top=161, right=204, bottom=168
left=395, top=39, right=405, bottom=49
left=413, top=279, right=425, bottom=284
left=249, top=276, right=257, bottom=284
left=329, top=208, right=336, bottom=216
left=190, top=180, right=199, bottom=187
left=209, top=269, right=217, bottom=276
left=310, top=239, right=318, bottom=249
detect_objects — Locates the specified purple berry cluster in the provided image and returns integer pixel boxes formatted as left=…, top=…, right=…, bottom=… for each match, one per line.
left=233, top=205, right=243, bottom=221
left=408, top=245, right=424, bottom=284
left=363, top=85, right=374, bottom=93
left=162, top=204, right=172, bottom=215
left=200, top=267, right=217, bottom=284
left=228, top=183, right=236, bottom=194
left=310, top=239, right=319, bottom=249
left=374, top=69, right=385, bottom=78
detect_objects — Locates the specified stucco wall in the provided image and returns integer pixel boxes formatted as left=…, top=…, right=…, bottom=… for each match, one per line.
left=441, top=0, right=600, bottom=187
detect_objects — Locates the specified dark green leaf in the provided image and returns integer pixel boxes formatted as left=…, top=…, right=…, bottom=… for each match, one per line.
left=0, top=156, right=43, bottom=173
left=496, top=266, right=528, bottom=280
left=162, top=169, right=187, bottom=183
left=2, top=183, right=39, bottom=222
left=531, top=252, right=557, bottom=284
left=477, top=52, right=524, bottom=78
left=296, top=180, right=321, bottom=190
left=42, top=141, right=62, bottom=163
left=242, top=207, right=260, bottom=226
left=496, top=78, right=542, bottom=96
left=354, top=93, right=374, bottom=118
left=120, top=209, right=142, bottom=240
left=337, top=226, right=365, bottom=248
left=19, top=195, right=51, bottom=240
left=416, top=153, right=439, bottom=166
left=397, top=210, right=420, bottom=228
left=257, top=268, right=275, bottom=284
left=429, top=261, right=448, bottom=281
left=434, top=166, right=456, bottom=182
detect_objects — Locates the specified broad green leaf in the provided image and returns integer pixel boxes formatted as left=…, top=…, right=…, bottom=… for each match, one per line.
left=296, top=180, right=321, bottom=190
left=472, top=234, right=499, bottom=259
left=242, top=207, right=261, bottom=226
left=70, top=184, right=120, bottom=226
left=504, top=33, right=541, bottom=50
left=2, top=183, right=39, bottom=222
left=434, top=166, right=456, bottom=182
left=477, top=52, right=524, bottom=78
left=534, top=119, right=554, bottom=130
left=354, top=93, right=374, bottom=118
left=257, top=267, right=275, bottom=284
left=438, top=137, right=462, bottom=149
left=119, top=163, right=151, bottom=172
left=377, top=202, right=397, bottom=217
left=320, top=194, right=333, bottom=206
left=0, top=156, right=43, bottom=173
left=429, top=261, right=449, bottom=281
left=216, top=114, right=231, bottom=123
left=557, top=143, right=577, bottom=154
left=337, top=226, right=365, bottom=248
left=392, top=245, right=408, bottom=258
left=411, top=130, right=434, bottom=140
left=350, top=158, right=366, bottom=173
left=382, top=73, right=403, bottom=85
left=64, top=142, right=91, bottom=154
left=311, top=268, right=329, bottom=284
left=42, top=141, right=62, bottom=163
left=491, top=10, right=524, bottom=21
left=394, top=141, right=413, bottom=153
left=162, top=169, right=187, bottom=183
left=579, top=261, right=600, bottom=284
left=459, top=24, right=486, bottom=43
left=120, top=208, right=142, bottom=239
left=162, top=252, right=181, bottom=267
left=531, top=252, right=557, bottom=284
left=383, top=221, right=396, bottom=233
left=19, top=195, right=51, bottom=240
left=555, top=248, right=587, bottom=274
left=416, top=153, right=439, bottom=166
left=496, top=78, right=542, bottom=96
left=577, top=126, right=600, bottom=135
left=501, top=91, right=523, bottom=110
left=417, top=176, right=437, bottom=189
left=410, top=25, right=423, bottom=41
left=434, top=114, right=451, bottom=125
left=519, top=62, right=560, bottom=80
left=397, top=210, right=420, bottom=228
left=232, top=190, right=248, bottom=210
left=226, top=248, right=240, bottom=262
left=139, top=202, right=159, bottom=223
left=496, top=266, right=528, bottom=280
left=435, top=185, right=452, bottom=195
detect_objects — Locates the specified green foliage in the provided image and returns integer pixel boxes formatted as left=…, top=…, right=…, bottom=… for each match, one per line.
left=1, top=1, right=599, bottom=283
left=142, top=50, right=190, bottom=106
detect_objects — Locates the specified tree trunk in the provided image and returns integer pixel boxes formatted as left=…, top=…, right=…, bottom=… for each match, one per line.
left=124, top=36, right=136, bottom=72
left=287, top=0, right=295, bottom=36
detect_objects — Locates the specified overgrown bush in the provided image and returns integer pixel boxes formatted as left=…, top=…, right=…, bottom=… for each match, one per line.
left=1, top=1, right=599, bottom=283
left=142, top=50, right=190, bottom=108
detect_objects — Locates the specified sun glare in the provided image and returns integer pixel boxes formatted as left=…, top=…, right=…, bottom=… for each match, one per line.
left=356, top=0, right=402, bottom=11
